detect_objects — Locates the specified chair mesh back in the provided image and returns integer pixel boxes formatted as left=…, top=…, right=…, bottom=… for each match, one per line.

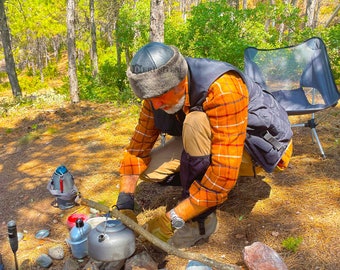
left=244, top=37, right=340, bottom=115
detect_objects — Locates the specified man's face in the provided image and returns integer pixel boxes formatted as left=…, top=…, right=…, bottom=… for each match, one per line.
left=149, top=76, right=187, bottom=114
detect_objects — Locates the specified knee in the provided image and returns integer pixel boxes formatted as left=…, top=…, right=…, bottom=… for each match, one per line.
left=183, top=111, right=211, bottom=156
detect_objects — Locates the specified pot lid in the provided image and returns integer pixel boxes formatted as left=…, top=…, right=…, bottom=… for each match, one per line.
left=95, top=219, right=126, bottom=233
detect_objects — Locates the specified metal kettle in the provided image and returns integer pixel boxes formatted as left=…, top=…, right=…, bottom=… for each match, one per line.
left=87, top=219, right=135, bottom=262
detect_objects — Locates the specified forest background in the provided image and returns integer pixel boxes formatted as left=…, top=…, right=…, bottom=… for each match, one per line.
left=0, top=0, right=338, bottom=106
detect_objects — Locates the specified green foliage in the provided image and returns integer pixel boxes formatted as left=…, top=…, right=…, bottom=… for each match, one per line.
left=77, top=58, right=136, bottom=103
left=0, top=89, right=66, bottom=116
left=5, top=0, right=66, bottom=67
left=282, top=236, right=303, bottom=252
left=43, top=63, right=60, bottom=79
left=46, top=127, right=57, bottom=135
left=185, top=2, right=248, bottom=67
left=173, top=1, right=309, bottom=68
left=318, top=24, right=340, bottom=84
left=0, top=80, right=11, bottom=93
left=6, top=0, right=66, bottom=38
left=168, top=0, right=339, bottom=80
left=18, top=76, right=48, bottom=95
left=165, top=9, right=188, bottom=50
left=74, top=0, right=150, bottom=103
left=18, top=131, right=40, bottom=145
left=242, top=2, right=305, bottom=48
left=0, top=71, right=8, bottom=82
left=99, top=117, right=112, bottom=124
left=5, top=128, right=13, bottom=134
left=116, top=0, right=150, bottom=56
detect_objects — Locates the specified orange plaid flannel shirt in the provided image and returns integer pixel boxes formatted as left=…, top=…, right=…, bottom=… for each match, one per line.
left=120, top=71, right=249, bottom=207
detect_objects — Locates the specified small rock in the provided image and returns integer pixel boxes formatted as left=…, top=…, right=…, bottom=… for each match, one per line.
left=235, top=234, right=244, bottom=239
left=243, top=242, right=288, bottom=270
left=102, top=260, right=125, bottom=270
left=63, top=258, right=79, bottom=270
left=82, top=259, right=102, bottom=270
left=271, top=231, right=280, bottom=237
left=83, top=258, right=124, bottom=270
left=48, top=245, right=64, bottom=260
left=17, top=232, right=24, bottom=241
left=186, top=260, right=212, bottom=270
left=125, top=251, right=158, bottom=270
left=36, top=254, right=53, bottom=268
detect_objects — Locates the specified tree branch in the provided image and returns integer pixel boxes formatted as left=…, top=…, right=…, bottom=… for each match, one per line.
left=325, top=4, right=340, bottom=27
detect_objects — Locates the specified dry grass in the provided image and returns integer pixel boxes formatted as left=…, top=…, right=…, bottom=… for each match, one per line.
left=0, top=99, right=339, bottom=269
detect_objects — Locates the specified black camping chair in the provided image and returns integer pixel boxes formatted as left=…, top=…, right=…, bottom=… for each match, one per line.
left=244, top=37, right=340, bottom=158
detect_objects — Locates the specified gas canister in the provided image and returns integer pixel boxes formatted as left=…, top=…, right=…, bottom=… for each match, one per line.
left=47, top=165, right=79, bottom=210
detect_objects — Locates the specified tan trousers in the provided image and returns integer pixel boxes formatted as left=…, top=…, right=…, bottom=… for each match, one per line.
left=140, top=111, right=267, bottom=182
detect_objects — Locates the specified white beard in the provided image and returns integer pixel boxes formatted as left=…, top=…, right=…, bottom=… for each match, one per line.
left=162, top=95, right=185, bottom=114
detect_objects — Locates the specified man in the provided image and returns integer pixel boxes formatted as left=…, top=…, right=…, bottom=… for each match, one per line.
left=117, top=42, right=293, bottom=248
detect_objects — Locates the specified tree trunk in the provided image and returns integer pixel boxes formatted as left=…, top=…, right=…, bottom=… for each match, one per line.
left=113, top=5, right=121, bottom=66
left=265, top=0, right=276, bottom=31
left=242, top=0, right=247, bottom=9
left=37, top=38, right=44, bottom=82
left=306, top=0, right=318, bottom=28
left=89, top=0, right=98, bottom=77
left=314, top=0, right=321, bottom=28
left=52, top=35, right=61, bottom=62
left=0, top=0, right=21, bottom=97
left=180, top=0, right=186, bottom=21
left=229, top=0, right=239, bottom=9
left=67, top=0, right=79, bottom=103
left=150, top=0, right=164, bottom=42
left=278, top=0, right=290, bottom=43
left=291, top=0, right=298, bottom=6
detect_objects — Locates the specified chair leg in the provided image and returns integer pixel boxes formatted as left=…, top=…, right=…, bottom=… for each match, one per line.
left=310, top=127, right=326, bottom=159
left=291, top=118, right=327, bottom=159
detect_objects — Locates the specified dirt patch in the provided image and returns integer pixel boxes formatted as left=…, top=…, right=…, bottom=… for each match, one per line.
left=0, top=101, right=339, bottom=269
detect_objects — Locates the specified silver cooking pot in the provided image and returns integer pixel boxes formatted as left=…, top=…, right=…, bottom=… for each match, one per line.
left=87, top=219, right=135, bottom=261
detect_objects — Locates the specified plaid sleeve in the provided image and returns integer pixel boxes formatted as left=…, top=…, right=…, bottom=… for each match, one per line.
left=119, top=100, right=160, bottom=175
left=189, top=71, right=249, bottom=207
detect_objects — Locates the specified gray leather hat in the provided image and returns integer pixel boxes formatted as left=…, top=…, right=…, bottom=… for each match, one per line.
left=126, top=42, right=188, bottom=99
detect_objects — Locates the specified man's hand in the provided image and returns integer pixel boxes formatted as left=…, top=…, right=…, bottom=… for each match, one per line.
left=116, top=192, right=135, bottom=210
left=145, top=213, right=173, bottom=242
left=116, top=188, right=138, bottom=223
